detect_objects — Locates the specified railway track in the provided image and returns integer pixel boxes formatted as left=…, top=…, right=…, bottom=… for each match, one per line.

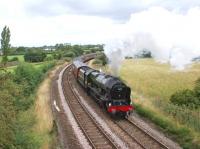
left=62, top=64, right=118, bottom=149
left=56, top=54, right=178, bottom=149
left=115, top=118, right=169, bottom=149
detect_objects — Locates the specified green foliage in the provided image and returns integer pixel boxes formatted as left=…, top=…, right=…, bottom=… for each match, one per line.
left=0, top=62, right=56, bottom=148
left=14, top=110, right=41, bottom=149
left=170, top=89, right=199, bottom=107
left=1, top=26, right=11, bottom=66
left=40, top=61, right=56, bottom=73
left=93, top=53, right=108, bottom=66
left=170, top=77, right=200, bottom=108
left=8, top=56, right=19, bottom=62
left=24, top=50, right=47, bottom=62
left=15, top=46, right=26, bottom=55
left=63, top=51, right=75, bottom=58
left=44, top=55, right=54, bottom=61
left=52, top=52, right=62, bottom=60
left=54, top=44, right=103, bottom=58
left=194, top=78, right=200, bottom=97
left=71, top=45, right=84, bottom=57
left=14, top=63, right=42, bottom=96
left=99, top=53, right=108, bottom=66
left=0, top=71, right=16, bottom=148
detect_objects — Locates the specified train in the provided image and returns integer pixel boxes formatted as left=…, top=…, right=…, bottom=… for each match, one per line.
left=72, top=54, right=134, bottom=117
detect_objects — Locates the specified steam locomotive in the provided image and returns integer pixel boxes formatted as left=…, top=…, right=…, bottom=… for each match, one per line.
left=72, top=54, right=134, bottom=117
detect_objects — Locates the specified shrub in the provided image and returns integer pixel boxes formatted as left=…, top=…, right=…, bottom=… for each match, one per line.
left=170, top=89, right=199, bottom=108
left=14, top=63, right=42, bottom=97
left=194, top=78, right=200, bottom=97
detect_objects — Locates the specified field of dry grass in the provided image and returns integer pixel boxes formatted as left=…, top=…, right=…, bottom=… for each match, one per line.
left=120, top=59, right=200, bottom=101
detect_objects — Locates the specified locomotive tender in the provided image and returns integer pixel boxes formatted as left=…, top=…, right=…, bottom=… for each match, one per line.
left=72, top=54, right=134, bottom=117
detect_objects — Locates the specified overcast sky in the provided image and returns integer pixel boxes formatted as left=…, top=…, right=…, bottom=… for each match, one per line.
left=0, top=0, right=200, bottom=46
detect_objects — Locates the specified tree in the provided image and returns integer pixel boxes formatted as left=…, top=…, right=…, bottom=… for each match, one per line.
left=16, top=46, right=26, bottom=54
left=1, top=26, right=11, bottom=66
left=24, top=49, right=47, bottom=62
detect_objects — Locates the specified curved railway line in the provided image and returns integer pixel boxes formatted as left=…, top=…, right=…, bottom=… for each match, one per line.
left=53, top=54, right=180, bottom=149
left=62, top=65, right=118, bottom=149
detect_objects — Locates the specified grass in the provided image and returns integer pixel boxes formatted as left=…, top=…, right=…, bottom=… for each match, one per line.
left=5, top=62, right=48, bottom=73
left=34, top=71, right=54, bottom=149
left=0, top=54, right=52, bottom=63
left=0, top=55, right=24, bottom=62
left=92, top=58, right=200, bottom=148
left=120, top=59, right=200, bottom=101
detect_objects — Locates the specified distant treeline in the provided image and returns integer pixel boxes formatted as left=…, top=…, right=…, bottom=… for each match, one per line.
left=8, top=43, right=104, bottom=55
left=125, top=49, right=152, bottom=59
left=5, top=44, right=104, bottom=63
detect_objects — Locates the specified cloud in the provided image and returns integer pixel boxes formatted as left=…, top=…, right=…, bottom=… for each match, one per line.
left=0, top=14, right=117, bottom=46
left=24, top=0, right=200, bottom=21
left=1, top=0, right=200, bottom=47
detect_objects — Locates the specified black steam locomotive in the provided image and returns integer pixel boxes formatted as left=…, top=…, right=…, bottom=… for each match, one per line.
left=72, top=55, right=134, bottom=117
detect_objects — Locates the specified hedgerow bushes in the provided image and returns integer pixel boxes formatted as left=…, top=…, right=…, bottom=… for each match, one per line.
left=170, top=78, right=200, bottom=108
left=0, top=61, right=55, bottom=148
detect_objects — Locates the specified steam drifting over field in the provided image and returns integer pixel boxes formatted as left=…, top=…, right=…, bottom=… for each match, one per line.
left=105, top=7, right=200, bottom=75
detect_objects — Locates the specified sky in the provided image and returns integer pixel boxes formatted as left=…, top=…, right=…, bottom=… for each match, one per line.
left=0, top=0, right=200, bottom=47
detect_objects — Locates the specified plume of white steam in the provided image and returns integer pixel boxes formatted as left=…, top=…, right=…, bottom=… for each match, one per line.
left=107, top=48, right=124, bottom=76
left=105, top=6, right=200, bottom=75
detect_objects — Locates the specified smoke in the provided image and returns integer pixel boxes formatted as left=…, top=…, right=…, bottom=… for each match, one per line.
left=107, top=48, right=124, bottom=76
left=105, top=6, right=200, bottom=75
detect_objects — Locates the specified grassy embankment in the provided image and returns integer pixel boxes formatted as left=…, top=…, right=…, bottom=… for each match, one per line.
left=34, top=63, right=65, bottom=149
left=0, top=55, right=24, bottom=62
left=0, top=54, right=52, bottom=62
left=93, top=58, right=200, bottom=149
